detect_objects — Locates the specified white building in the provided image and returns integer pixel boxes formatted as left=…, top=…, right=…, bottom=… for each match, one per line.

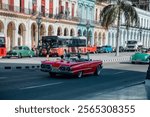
left=0, top=0, right=78, bottom=50
left=107, top=7, right=150, bottom=48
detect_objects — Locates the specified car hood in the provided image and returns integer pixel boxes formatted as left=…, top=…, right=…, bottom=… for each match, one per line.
left=132, top=52, right=150, bottom=59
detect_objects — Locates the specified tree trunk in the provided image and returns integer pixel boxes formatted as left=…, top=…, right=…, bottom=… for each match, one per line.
left=115, top=5, right=121, bottom=56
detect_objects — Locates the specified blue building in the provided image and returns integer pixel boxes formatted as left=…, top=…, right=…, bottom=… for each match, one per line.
left=77, top=0, right=96, bottom=45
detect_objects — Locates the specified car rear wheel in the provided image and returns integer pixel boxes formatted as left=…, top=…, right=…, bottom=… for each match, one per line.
left=29, top=54, right=33, bottom=58
left=131, top=61, right=135, bottom=64
left=77, top=71, right=83, bottom=78
left=49, top=72, right=56, bottom=77
left=95, top=65, right=102, bottom=76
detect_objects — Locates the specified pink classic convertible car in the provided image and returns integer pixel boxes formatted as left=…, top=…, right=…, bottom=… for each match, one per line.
left=41, top=53, right=103, bottom=78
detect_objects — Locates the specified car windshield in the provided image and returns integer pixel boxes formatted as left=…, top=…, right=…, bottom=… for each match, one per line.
left=12, top=46, right=22, bottom=50
left=61, top=53, right=90, bottom=62
left=127, top=41, right=137, bottom=44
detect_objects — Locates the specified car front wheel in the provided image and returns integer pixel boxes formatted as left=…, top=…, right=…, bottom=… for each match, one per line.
left=77, top=71, right=83, bottom=78
left=95, top=65, right=102, bottom=76
left=49, top=72, right=56, bottom=77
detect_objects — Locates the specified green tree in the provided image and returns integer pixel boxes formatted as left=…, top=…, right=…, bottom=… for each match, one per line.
left=100, top=0, right=139, bottom=56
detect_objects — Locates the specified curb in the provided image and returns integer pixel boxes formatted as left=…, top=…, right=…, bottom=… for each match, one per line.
left=0, top=58, right=130, bottom=71
left=102, top=58, right=130, bottom=63
left=0, top=65, right=41, bottom=71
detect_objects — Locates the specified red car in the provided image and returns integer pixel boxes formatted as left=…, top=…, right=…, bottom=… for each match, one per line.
left=41, top=53, right=103, bottom=78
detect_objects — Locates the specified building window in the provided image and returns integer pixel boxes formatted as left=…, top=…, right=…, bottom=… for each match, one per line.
left=49, top=0, right=53, bottom=17
left=65, top=2, right=70, bottom=18
left=41, top=0, right=45, bottom=16
left=59, top=0, right=63, bottom=14
left=95, top=9, right=98, bottom=21
left=32, top=0, right=37, bottom=15
left=0, top=0, right=2, bottom=9
left=20, top=0, right=24, bottom=13
left=72, top=3, right=75, bottom=17
left=9, top=0, right=14, bottom=11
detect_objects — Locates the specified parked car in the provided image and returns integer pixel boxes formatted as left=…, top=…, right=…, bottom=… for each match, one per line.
left=140, top=47, right=149, bottom=53
left=96, top=46, right=102, bottom=53
left=41, top=53, right=103, bottom=78
left=7, top=46, right=34, bottom=58
left=130, top=52, right=150, bottom=64
left=96, top=45, right=113, bottom=53
left=114, top=46, right=125, bottom=52
left=145, top=61, right=150, bottom=99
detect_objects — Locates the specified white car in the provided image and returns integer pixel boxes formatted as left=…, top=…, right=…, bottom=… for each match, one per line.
left=145, top=65, right=150, bottom=99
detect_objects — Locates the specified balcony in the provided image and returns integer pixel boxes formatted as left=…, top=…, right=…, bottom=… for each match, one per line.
left=0, top=3, right=80, bottom=23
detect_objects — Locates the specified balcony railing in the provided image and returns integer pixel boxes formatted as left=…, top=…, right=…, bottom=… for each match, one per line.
left=0, top=3, right=80, bottom=22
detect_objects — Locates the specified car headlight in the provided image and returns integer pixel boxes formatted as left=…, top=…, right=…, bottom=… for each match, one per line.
left=145, top=56, right=149, bottom=60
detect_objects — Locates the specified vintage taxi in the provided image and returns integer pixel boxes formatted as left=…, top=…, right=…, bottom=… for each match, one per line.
left=7, top=46, right=34, bottom=58
left=41, top=53, right=103, bottom=78
left=131, top=51, right=150, bottom=64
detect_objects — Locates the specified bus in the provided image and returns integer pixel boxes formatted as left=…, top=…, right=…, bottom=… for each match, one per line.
left=0, top=33, right=6, bottom=57
left=41, top=36, right=96, bottom=57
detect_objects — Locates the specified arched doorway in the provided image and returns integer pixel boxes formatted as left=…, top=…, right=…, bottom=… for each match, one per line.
left=98, top=33, right=101, bottom=46
left=7, top=22, right=16, bottom=51
left=64, top=28, right=69, bottom=36
left=78, top=29, right=82, bottom=36
left=88, top=30, right=92, bottom=45
left=102, top=33, right=105, bottom=45
left=18, top=23, right=26, bottom=46
left=70, top=28, right=75, bottom=36
left=48, top=25, right=54, bottom=36
left=57, top=27, right=62, bottom=36
left=0, top=20, right=4, bottom=32
left=108, top=32, right=111, bottom=45
left=31, top=23, right=37, bottom=48
left=94, top=32, right=97, bottom=46
left=83, top=30, right=86, bottom=37
left=40, top=24, right=46, bottom=45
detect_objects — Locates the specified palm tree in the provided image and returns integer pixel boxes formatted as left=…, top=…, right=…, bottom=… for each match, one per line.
left=100, top=0, right=139, bottom=56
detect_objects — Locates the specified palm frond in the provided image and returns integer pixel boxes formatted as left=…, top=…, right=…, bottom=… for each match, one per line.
left=100, top=5, right=119, bottom=29
left=121, top=1, right=139, bottom=29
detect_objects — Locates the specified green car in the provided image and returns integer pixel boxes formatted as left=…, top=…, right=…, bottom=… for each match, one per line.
left=131, top=52, right=150, bottom=64
left=7, top=46, right=34, bottom=58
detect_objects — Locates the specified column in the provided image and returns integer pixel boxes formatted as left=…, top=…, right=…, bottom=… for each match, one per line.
left=26, top=20, right=32, bottom=49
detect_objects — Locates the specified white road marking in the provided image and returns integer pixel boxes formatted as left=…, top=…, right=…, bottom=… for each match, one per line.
left=20, top=82, right=63, bottom=90
left=0, top=77, right=7, bottom=79
left=113, top=71, right=128, bottom=75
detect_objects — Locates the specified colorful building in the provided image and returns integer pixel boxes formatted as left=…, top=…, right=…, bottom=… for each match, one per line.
left=0, top=0, right=79, bottom=51
left=77, top=0, right=96, bottom=45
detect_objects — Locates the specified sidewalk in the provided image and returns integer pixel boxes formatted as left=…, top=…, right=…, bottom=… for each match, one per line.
left=85, top=83, right=147, bottom=100
left=0, top=52, right=134, bottom=70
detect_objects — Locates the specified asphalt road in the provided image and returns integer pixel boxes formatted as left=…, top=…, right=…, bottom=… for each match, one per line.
left=0, top=62, right=148, bottom=100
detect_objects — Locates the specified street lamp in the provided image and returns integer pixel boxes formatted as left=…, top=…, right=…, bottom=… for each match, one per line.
left=36, top=13, right=42, bottom=56
left=86, top=21, right=90, bottom=46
